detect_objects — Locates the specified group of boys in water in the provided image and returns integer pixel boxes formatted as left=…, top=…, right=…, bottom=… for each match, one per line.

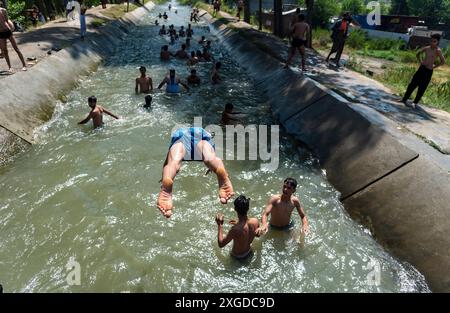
left=73, top=3, right=444, bottom=260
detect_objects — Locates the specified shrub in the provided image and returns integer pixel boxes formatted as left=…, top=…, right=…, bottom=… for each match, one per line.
left=347, top=28, right=367, bottom=49
left=7, top=1, right=26, bottom=26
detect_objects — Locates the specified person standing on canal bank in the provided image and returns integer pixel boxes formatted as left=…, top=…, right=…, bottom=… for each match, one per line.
left=79, top=1, right=87, bottom=40
left=400, top=34, right=445, bottom=109
left=135, top=66, right=153, bottom=94
left=256, top=178, right=309, bottom=236
left=216, top=195, right=260, bottom=260
left=236, top=0, right=244, bottom=21
left=78, top=96, right=119, bottom=129
left=0, top=2, right=27, bottom=72
left=284, top=13, right=310, bottom=71
left=325, top=12, right=360, bottom=67
left=157, top=127, right=235, bottom=218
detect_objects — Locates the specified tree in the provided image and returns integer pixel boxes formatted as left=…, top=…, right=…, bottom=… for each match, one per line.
left=390, top=0, right=409, bottom=15
left=310, top=0, right=339, bottom=28
left=341, top=0, right=364, bottom=15
left=407, top=0, right=448, bottom=25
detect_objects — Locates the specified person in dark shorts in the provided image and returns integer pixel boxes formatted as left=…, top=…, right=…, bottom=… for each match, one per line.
left=400, top=34, right=445, bottom=109
left=284, top=14, right=309, bottom=71
left=0, top=3, right=27, bottom=72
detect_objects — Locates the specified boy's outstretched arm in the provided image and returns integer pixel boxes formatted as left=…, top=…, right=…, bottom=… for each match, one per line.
left=256, top=196, right=275, bottom=236
left=103, top=109, right=119, bottom=120
left=216, top=213, right=234, bottom=248
left=78, top=113, right=92, bottom=124
left=294, top=197, right=310, bottom=235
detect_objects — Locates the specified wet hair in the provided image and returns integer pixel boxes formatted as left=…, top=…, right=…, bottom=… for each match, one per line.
left=191, top=51, right=196, bottom=57
left=234, top=195, right=250, bottom=216
left=196, top=50, right=202, bottom=57
left=298, top=14, right=305, bottom=22
left=191, top=69, right=196, bottom=74
left=201, top=36, right=205, bottom=40
left=225, top=102, right=233, bottom=111
left=207, top=40, right=211, bottom=45
left=139, top=66, right=146, bottom=72
left=284, top=177, right=298, bottom=189
left=431, top=33, right=441, bottom=42
left=162, top=45, right=168, bottom=51
left=88, top=96, right=97, bottom=104
left=145, top=95, right=152, bottom=105
left=215, top=62, right=222, bottom=69
left=181, top=26, right=184, bottom=29
left=182, top=44, right=186, bottom=49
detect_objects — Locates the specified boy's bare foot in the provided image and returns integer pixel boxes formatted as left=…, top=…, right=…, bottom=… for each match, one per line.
left=216, top=167, right=234, bottom=204
left=157, top=177, right=174, bottom=218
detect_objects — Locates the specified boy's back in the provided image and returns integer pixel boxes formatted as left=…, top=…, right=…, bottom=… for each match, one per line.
left=230, top=217, right=259, bottom=258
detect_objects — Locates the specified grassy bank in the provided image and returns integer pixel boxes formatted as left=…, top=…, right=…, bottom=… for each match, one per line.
left=313, top=28, right=450, bottom=112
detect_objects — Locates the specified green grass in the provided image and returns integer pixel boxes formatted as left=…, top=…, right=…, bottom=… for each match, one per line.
left=101, top=3, right=142, bottom=20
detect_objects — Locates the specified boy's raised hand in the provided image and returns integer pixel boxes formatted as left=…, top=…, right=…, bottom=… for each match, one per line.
left=215, top=213, right=224, bottom=225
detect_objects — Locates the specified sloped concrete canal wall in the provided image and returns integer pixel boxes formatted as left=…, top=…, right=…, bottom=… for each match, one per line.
left=206, top=16, right=450, bottom=292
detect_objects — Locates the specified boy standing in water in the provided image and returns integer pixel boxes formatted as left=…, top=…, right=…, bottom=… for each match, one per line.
left=216, top=195, right=260, bottom=260
left=78, top=96, right=119, bottom=129
left=135, top=66, right=153, bottom=94
left=187, top=69, right=201, bottom=85
left=256, top=178, right=310, bottom=235
left=158, top=69, right=190, bottom=93
left=284, top=14, right=310, bottom=71
left=211, top=61, right=221, bottom=84
left=400, top=34, right=445, bottom=109
left=220, top=103, right=244, bottom=125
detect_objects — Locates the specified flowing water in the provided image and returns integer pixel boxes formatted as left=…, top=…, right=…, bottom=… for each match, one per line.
left=0, top=2, right=430, bottom=292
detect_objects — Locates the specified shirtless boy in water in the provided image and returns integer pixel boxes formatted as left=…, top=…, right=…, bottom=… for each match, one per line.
left=216, top=195, right=260, bottom=260
left=135, top=66, right=153, bottom=94
left=157, top=127, right=234, bottom=218
left=78, top=96, right=119, bottom=129
left=256, top=178, right=310, bottom=235
left=284, top=14, right=310, bottom=71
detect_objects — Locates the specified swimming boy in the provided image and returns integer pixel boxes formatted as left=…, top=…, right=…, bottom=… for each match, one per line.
left=159, top=25, right=166, bottom=35
left=256, top=178, right=310, bottom=235
left=160, top=45, right=171, bottom=60
left=186, top=24, right=193, bottom=38
left=157, top=69, right=190, bottom=94
left=172, top=43, right=189, bottom=59
left=202, top=47, right=212, bottom=61
left=135, top=66, right=153, bottom=94
left=220, top=102, right=243, bottom=125
left=187, top=69, right=201, bottom=85
left=78, top=96, right=119, bottom=129
left=157, top=127, right=234, bottom=218
left=143, top=95, right=152, bottom=110
left=284, top=13, right=310, bottom=71
left=187, top=51, right=199, bottom=66
left=211, top=61, right=221, bottom=84
left=216, top=195, right=260, bottom=260
left=400, top=33, right=445, bottom=109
